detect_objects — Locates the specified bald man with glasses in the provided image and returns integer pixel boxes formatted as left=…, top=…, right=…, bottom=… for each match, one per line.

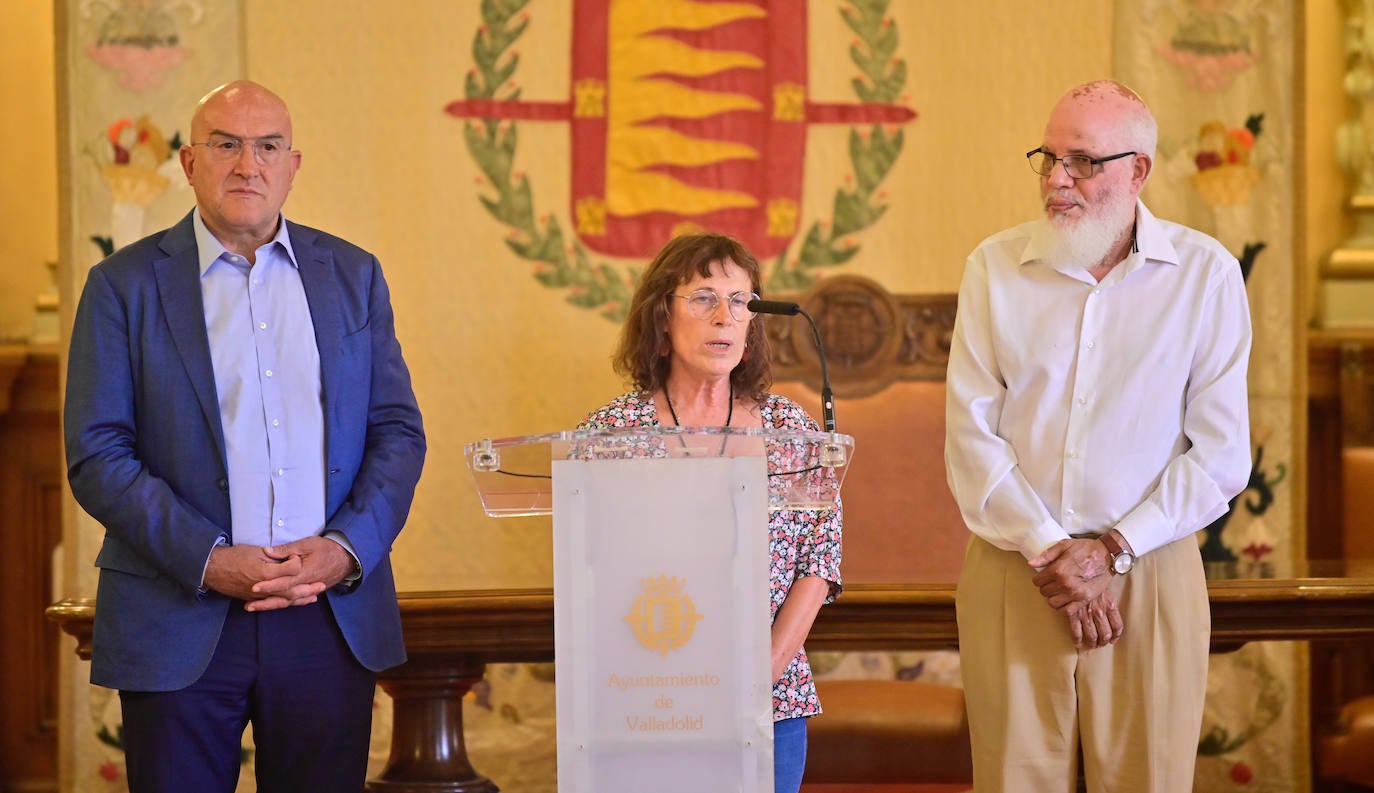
left=945, top=80, right=1252, bottom=793
left=65, top=80, right=426, bottom=793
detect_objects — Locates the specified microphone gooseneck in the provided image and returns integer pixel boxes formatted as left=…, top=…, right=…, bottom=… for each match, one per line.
left=747, top=299, right=837, bottom=433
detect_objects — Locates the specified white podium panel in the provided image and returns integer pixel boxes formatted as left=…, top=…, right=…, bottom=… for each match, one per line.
left=464, top=427, right=852, bottom=792
left=553, top=455, right=773, bottom=793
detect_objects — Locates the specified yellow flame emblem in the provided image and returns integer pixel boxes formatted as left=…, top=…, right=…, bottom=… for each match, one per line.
left=624, top=576, right=703, bottom=657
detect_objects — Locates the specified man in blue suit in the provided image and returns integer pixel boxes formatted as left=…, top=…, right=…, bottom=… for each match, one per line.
left=65, top=80, right=426, bottom=793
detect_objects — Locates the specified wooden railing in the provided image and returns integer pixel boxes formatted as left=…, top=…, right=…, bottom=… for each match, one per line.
left=48, top=566, right=1374, bottom=792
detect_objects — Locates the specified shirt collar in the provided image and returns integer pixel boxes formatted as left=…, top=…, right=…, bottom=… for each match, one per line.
left=1129, top=200, right=1180, bottom=267
left=192, top=209, right=299, bottom=276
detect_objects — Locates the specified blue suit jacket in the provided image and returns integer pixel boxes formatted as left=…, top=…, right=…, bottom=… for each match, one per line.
left=65, top=211, right=426, bottom=692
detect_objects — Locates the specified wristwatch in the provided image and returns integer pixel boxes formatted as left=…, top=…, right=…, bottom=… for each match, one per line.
left=1101, top=531, right=1135, bottom=575
left=343, top=554, right=363, bottom=585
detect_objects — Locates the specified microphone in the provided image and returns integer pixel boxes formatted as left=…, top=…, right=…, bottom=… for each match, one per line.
left=747, top=299, right=801, bottom=317
left=748, top=298, right=837, bottom=436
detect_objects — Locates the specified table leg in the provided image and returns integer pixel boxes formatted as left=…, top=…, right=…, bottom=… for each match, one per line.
left=367, top=655, right=499, bottom=793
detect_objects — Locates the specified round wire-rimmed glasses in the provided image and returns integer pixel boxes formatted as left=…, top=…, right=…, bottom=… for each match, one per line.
left=189, top=134, right=292, bottom=165
left=669, top=288, right=761, bottom=321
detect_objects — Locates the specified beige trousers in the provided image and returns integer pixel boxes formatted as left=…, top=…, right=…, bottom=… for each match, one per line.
left=955, top=535, right=1209, bottom=793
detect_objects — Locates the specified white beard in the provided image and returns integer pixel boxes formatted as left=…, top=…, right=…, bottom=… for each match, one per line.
left=1041, top=187, right=1137, bottom=270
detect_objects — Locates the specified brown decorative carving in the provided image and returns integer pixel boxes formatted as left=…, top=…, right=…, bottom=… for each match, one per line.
left=763, top=275, right=956, bottom=398
left=1308, top=329, right=1374, bottom=792
left=1, top=346, right=60, bottom=792
left=1309, top=330, right=1374, bottom=558
left=0, top=344, right=27, bottom=416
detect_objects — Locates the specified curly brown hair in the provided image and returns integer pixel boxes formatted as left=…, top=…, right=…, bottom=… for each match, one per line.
left=612, top=233, right=772, bottom=404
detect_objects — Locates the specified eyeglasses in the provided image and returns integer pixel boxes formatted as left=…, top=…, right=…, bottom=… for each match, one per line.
left=669, top=288, right=760, bottom=321
left=190, top=134, right=292, bottom=165
left=1026, top=148, right=1136, bottom=179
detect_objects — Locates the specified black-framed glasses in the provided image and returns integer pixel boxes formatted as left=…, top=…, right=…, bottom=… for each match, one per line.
left=669, top=288, right=761, bottom=321
left=1026, top=148, right=1136, bottom=179
left=190, top=134, right=292, bottom=165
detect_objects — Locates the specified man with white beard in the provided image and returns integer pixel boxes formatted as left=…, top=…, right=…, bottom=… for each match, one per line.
left=943, top=80, right=1253, bottom=793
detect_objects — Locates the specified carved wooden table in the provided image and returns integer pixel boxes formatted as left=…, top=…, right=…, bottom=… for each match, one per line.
left=47, top=560, right=1374, bottom=792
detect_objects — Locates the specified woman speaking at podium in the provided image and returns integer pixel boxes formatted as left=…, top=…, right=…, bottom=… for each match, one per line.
left=579, top=233, right=844, bottom=793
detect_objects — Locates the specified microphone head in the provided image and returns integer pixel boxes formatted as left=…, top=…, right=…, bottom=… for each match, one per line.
left=747, top=299, right=801, bottom=316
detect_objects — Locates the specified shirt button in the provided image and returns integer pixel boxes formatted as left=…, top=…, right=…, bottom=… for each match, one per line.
left=1067, top=451, right=1079, bottom=459
left=258, top=322, right=267, bottom=330
left=1086, top=341, right=1096, bottom=350
left=1093, top=289, right=1101, bottom=296
left=1066, top=507, right=1076, bottom=515
left=265, top=369, right=274, bottom=377
left=1077, top=396, right=1087, bottom=405
left=252, top=278, right=261, bottom=285
left=271, top=419, right=280, bottom=427
left=276, top=519, right=285, bottom=527
left=275, top=468, right=284, bottom=476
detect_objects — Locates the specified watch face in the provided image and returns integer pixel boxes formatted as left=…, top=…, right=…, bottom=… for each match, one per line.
left=1112, top=553, right=1135, bottom=574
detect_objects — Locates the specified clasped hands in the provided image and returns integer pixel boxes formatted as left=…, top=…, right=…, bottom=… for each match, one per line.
left=203, top=536, right=354, bottom=612
left=1027, top=538, right=1124, bottom=650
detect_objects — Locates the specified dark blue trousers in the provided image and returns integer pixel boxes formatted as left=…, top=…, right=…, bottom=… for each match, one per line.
left=774, top=715, right=809, bottom=793
left=119, top=598, right=377, bottom=793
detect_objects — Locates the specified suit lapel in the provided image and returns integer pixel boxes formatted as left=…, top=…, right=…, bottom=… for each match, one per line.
left=152, top=213, right=228, bottom=463
left=291, top=222, right=343, bottom=427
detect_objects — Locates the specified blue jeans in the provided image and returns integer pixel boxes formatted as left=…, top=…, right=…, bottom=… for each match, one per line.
left=773, top=716, right=808, bottom=793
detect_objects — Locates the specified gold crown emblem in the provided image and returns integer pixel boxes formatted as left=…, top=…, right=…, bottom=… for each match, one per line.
left=624, top=575, right=703, bottom=657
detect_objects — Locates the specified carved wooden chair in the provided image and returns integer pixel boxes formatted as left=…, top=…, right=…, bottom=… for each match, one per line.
left=1320, top=694, right=1374, bottom=792
left=763, top=275, right=972, bottom=792
left=1314, top=341, right=1374, bottom=791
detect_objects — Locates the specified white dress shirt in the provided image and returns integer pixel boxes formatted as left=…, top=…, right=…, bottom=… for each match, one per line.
left=944, top=201, right=1252, bottom=560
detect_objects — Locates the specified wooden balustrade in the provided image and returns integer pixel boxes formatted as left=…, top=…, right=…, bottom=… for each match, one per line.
left=47, top=567, right=1374, bottom=792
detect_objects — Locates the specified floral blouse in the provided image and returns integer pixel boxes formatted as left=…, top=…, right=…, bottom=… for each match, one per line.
left=579, top=391, right=844, bottom=720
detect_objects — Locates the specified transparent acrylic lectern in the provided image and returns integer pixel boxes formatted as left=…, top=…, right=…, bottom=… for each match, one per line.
left=465, top=426, right=852, bottom=793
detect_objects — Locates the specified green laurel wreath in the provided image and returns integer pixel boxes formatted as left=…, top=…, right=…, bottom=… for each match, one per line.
left=462, top=0, right=908, bottom=320
left=768, top=0, right=907, bottom=291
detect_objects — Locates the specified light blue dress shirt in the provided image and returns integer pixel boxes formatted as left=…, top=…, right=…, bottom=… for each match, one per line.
left=194, top=211, right=328, bottom=549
